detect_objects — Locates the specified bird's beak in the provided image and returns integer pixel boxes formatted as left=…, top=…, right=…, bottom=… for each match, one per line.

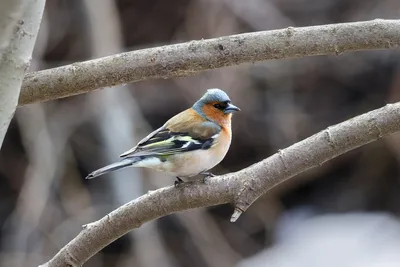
left=224, top=103, right=241, bottom=114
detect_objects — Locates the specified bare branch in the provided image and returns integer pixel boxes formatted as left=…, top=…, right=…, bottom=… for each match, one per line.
left=39, top=102, right=400, bottom=267
left=0, top=0, right=45, bottom=147
left=20, top=19, right=400, bottom=106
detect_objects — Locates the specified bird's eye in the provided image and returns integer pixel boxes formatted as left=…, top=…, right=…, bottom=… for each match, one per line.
left=213, top=104, right=223, bottom=110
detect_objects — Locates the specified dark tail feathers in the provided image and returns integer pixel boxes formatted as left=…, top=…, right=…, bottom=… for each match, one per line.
left=86, top=158, right=138, bottom=179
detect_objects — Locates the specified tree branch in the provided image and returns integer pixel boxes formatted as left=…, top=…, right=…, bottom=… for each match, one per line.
left=39, top=102, right=400, bottom=267
left=0, top=0, right=46, bottom=147
left=20, top=19, right=400, bottom=106
left=0, top=0, right=25, bottom=54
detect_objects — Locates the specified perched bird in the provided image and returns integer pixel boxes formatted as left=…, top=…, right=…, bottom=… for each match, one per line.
left=86, top=88, right=240, bottom=185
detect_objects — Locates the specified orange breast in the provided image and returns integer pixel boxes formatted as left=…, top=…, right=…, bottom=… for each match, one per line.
left=201, top=103, right=233, bottom=128
left=212, top=126, right=232, bottom=156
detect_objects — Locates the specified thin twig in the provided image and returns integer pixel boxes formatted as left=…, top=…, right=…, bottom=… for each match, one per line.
left=20, top=19, right=400, bottom=106
left=39, top=102, right=400, bottom=267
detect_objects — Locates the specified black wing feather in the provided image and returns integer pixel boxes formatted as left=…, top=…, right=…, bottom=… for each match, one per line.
left=120, top=122, right=221, bottom=159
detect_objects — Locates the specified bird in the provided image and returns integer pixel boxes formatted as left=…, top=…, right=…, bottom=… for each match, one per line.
left=86, top=88, right=240, bottom=186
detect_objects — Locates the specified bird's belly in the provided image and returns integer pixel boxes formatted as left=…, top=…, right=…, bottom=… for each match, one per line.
left=131, top=153, right=213, bottom=177
left=165, top=149, right=224, bottom=177
left=169, top=136, right=231, bottom=177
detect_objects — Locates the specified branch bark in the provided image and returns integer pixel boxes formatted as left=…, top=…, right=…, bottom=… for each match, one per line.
left=0, top=0, right=45, bottom=147
left=0, top=0, right=25, bottom=54
left=20, top=19, right=400, bottom=106
left=39, top=102, right=400, bottom=267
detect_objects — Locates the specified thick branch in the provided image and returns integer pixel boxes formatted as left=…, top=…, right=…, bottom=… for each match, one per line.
left=0, top=0, right=45, bottom=147
left=40, top=102, right=400, bottom=267
left=0, top=0, right=25, bottom=54
left=20, top=19, right=400, bottom=106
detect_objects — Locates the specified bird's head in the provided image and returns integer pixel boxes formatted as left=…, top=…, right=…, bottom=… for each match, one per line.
left=193, top=88, right=240, bottom=125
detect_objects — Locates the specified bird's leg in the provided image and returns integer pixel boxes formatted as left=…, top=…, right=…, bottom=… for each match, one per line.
left=174, top=177, right=184, bottom=187
left=199, top=171, right=215, bottom=183
left=199, top=171, right=215, bottom=177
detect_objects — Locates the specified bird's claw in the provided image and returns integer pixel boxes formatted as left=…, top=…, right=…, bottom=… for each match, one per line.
left=200, top=172, right=214, bottom=177
left=200, top=172, right=215, bottom=184
left=200, top=171, right=215, bottom=177
left=174, top=177, right=184, bottom=187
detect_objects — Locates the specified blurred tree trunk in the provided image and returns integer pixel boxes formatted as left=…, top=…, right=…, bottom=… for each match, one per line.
left=0, top=0, right=46, bottom=147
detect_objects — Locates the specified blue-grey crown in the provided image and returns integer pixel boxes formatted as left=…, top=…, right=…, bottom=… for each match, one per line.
left=198, top=88, right=231, bottom=104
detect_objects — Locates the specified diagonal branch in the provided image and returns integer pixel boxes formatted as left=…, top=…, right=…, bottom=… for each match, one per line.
left=0, top=0, right=25, bottom=55
left=20, top=19, right=400, bottom=106
left=40, top=102, right=400, bottom=267
left=0, top=0, right=46, bottom=147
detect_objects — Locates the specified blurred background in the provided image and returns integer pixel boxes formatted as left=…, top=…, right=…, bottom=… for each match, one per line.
left=1, top=0, right=400, bottom=266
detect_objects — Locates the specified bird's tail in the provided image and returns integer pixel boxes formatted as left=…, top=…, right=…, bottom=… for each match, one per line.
left=86, top=158, right=138, bottom=179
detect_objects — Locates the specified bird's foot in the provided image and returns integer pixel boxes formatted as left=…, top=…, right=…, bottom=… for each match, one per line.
left=199, top=171, right=215, bottom=184
left=174, top=177, right=184, bottom=187
left=200, top=171, right=215, bottom=177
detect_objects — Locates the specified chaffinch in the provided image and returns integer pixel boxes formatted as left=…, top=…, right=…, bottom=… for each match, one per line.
left=86, top=88, right=240, bottom=185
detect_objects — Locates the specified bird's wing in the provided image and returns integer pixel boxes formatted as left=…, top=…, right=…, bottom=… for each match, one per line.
left=120, top=109, right=221, bottom=158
